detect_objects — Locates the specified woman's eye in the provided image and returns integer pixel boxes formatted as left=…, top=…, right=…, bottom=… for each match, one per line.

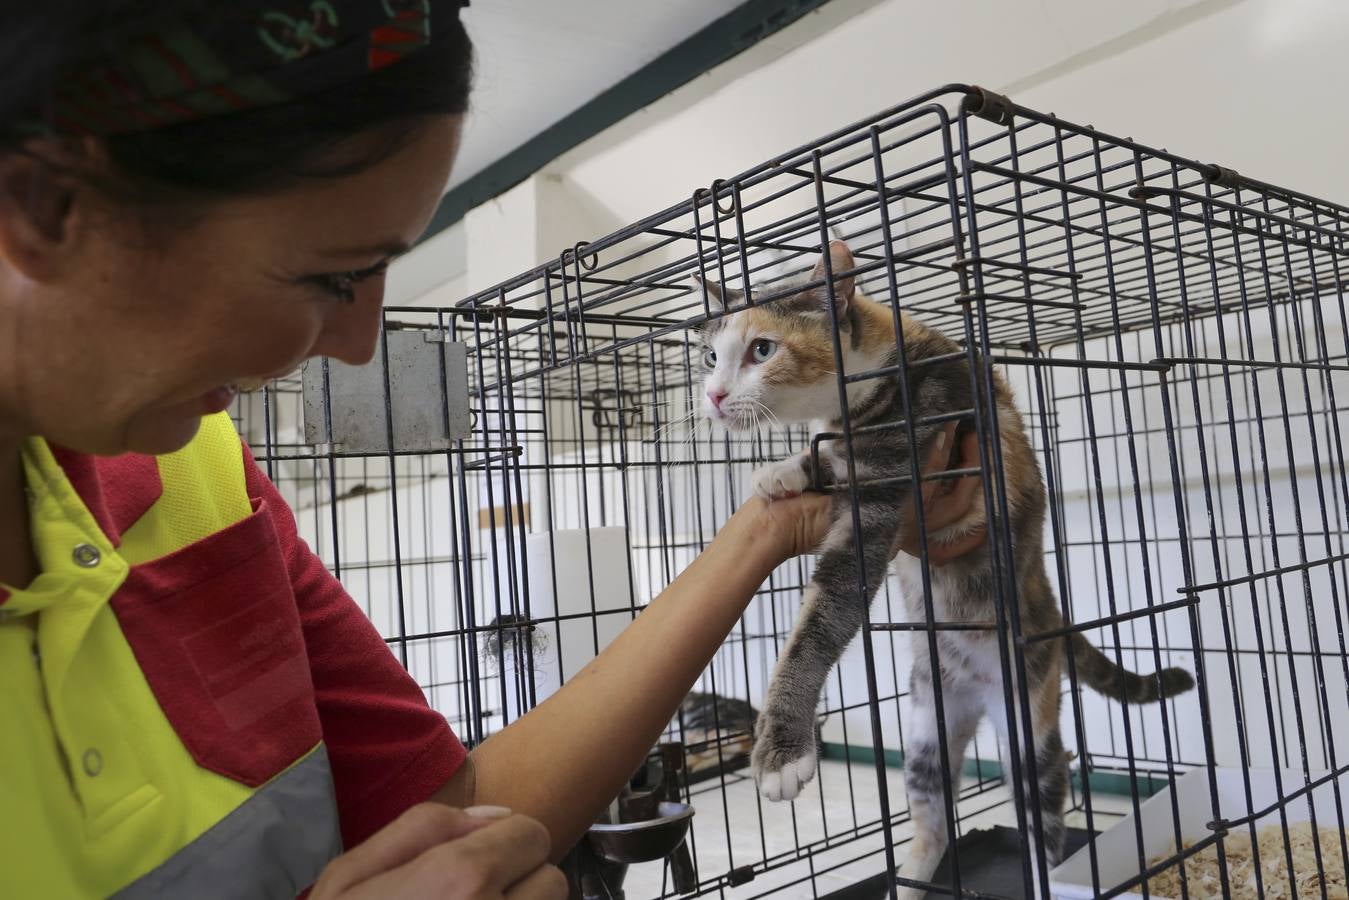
left=751, top=339, right=777, bottom=363
left=312, top=260, right=390, bottom=303
left=319, top=273, right=359, bottom=302
left=703, top=349, right=717, bottom=368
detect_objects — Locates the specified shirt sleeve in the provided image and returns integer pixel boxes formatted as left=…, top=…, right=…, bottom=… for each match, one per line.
left=240, top=441, right=467, bottom=850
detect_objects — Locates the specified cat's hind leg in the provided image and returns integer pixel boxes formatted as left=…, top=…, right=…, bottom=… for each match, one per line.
left=1024, top=725, right=1069, bottom=898
left=983, top=671, right=1069, bottom=898
left=896, top=675, right=982, bottom=900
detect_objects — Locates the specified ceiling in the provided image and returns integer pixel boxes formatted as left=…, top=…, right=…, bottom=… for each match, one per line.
left=448, top=1, right=747, bottom=194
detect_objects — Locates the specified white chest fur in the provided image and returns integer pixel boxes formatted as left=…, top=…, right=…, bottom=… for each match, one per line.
left=894, top=553, right=1004, bottom=689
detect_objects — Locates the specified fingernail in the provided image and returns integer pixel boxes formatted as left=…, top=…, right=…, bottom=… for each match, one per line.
left=935, top=431, right=947, bottom=452
left=464, top=805, right=512, bottom=819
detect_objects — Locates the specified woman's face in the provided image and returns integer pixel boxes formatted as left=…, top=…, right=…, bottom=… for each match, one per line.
left=0, top=116, right=462, bottom=456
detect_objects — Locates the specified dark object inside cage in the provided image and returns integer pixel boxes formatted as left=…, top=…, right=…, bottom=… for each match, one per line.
left=237, top=84, right=1349, bottom=899
left=560, top=743, right=699, bottom=900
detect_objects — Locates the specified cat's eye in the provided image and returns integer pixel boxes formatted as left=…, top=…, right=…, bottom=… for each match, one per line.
left=703, top=349, right=717, bottom=368
left=751, top=339, right=778, bottom=363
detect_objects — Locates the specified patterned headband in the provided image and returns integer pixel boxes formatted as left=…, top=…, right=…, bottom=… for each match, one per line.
left=19, top=0, right=468, bottom=138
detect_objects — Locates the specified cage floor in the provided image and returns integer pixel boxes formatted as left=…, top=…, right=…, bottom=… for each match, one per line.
left=618, top=759, right=1132, bottom=899
left=818, top=826, right=1096, bottom=900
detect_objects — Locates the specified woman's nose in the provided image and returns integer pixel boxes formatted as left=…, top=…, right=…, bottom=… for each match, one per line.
left=310, top=278, right=387, bottom=365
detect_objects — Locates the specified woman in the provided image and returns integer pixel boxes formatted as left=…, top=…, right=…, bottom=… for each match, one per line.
left=0, top=3, right=985, bottom=897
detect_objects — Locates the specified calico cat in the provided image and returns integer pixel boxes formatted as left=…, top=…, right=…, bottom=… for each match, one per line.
left=695, top=240, right=1195, bottom=897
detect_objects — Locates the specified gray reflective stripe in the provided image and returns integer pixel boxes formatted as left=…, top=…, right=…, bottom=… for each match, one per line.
left=113, top=745, right=342, bottom=900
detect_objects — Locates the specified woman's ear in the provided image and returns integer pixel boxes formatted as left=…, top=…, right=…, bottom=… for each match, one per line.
left=0, top=145, right=83, bottom=280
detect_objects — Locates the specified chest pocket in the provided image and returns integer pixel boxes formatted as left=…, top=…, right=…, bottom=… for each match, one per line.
left=113, top=499, right=321, bottom=786
left=110, top=414, right=321, bottom=786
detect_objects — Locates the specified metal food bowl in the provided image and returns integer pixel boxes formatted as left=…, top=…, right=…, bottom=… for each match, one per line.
left=586, top=801, right=695, bottom=864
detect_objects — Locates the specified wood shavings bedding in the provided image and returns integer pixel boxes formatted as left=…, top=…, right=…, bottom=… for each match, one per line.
left=1145, top=821, right=1347, bottom=899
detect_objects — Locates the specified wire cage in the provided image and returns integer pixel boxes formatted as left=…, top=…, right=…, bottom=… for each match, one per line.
left=236, top=84, right=1349, bottom=899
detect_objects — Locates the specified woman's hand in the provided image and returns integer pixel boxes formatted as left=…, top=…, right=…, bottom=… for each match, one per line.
left=309, top=804, right=567, bottom=900
left=894, top=423, right=986, bottom=565
left=743, top=421, right=985, bottom=565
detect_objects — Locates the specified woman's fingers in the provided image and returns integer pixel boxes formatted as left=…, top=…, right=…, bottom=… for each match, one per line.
left=926, top=423, right=955, bottom=469
left=926, top=522, right=988, bottom=566
left=922, top=431, right=982, bottom=532
left=312, top=803, right=502, bottom=895
left=311, top=806, right=557, bottom=900
left=418, top=812, right=553, bottom=893
left=892, top=427, right=986, bottom=564
left=918, top=423, right=957, bottom=500
left=504, top=863, right=570, bottom=900
left=946, top=432, right=983, bottom=509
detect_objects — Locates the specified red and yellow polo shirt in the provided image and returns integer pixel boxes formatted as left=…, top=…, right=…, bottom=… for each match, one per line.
left=0, top=412, right=466, bottom=898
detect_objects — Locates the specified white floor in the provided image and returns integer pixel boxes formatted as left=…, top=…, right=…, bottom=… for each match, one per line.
left=616, top=759, right=1135, bottom=899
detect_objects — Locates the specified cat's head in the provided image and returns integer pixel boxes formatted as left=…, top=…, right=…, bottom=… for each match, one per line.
left=695, top=240, right=861, bottom=430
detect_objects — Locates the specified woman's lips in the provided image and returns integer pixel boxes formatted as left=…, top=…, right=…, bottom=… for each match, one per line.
left=197, top=385, right=238, bottom=414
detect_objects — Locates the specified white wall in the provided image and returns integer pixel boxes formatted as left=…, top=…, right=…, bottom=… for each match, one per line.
left=556, top=0, right=1349, bottom=238
left=386, top=0, right=1349, bottom=348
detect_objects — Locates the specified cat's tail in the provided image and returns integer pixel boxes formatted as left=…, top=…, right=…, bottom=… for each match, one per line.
left=1067, top=633, right=1195, bottom=703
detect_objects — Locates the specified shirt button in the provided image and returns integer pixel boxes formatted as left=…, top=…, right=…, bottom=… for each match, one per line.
left=72, top=544, right=101, bottom=568
left=83, top=748, right=103, bottom=777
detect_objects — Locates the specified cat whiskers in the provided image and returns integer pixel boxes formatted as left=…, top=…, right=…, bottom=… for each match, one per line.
left=645, top=393, right=702, bottom=483
left=650, top=405, right=696, bottom=444
left=743, top=399, right=790, bottom=460
left=748, top=399, right=787, bottom=436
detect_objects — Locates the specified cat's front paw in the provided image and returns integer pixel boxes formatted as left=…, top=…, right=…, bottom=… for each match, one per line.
left=751, top=458, right=810, bottom=501
left=751, top=709, right=819, bottom=802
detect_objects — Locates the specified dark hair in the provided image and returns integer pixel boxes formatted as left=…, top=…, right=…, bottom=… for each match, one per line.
left=1, top=1, right=474, bottom=197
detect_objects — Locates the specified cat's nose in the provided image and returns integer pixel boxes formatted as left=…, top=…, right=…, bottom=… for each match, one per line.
left=707, top=389, right=728, bottom=412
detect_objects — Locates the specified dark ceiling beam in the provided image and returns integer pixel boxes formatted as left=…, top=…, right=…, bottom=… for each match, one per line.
left=420, top=0, right=837, bottom=244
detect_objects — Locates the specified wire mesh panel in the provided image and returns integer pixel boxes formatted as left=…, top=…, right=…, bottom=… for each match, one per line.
left=238, top=84, right=1349, bottom=899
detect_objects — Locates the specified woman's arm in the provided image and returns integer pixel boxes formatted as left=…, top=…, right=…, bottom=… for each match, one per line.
left=435, top=422, right=984, bottom=860
left=432, top=492, right=831, bottom=860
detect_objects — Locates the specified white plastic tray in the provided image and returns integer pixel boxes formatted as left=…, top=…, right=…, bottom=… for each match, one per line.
left=1049, top=766, right=1349, bottom=899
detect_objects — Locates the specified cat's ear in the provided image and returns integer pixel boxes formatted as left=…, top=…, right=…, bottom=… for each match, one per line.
left=692, top=273, right=744, bottom=311
left=808, top=239, right=856, bottom=321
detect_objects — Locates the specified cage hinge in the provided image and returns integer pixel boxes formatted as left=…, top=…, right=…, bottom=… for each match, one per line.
left=1202, top=163, right=1241, bottom=189
left=1206, top=817, right=1231, bottom=837
left=727, top=866, right=757, bottom=887
left=967, top=86, right=1014, bottom=126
